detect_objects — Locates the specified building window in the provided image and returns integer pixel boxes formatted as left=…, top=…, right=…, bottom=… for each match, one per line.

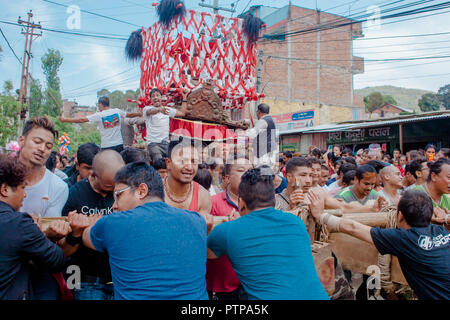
left=352, top=108, right=359, bottom=120
left=381, top=110, right=385, bottom=117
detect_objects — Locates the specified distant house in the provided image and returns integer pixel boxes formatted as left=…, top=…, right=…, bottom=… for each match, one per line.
left=62, top=100, right=95, bottom=118
left=369, top=103, right=413, bottom=119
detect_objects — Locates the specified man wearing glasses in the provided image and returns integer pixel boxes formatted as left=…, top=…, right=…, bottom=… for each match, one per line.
left=81, top=162, right=209, bottom=300
left=62, top=150, right=125, bottom=300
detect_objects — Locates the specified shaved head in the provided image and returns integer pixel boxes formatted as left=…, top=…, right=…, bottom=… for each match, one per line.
left=380, top=165, right=395, bottom=181
left=93, top=150, right=125, bottom=177
left=380, top=165, right=402, bottom=188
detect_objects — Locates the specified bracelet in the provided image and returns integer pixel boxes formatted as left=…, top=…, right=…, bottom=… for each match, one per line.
left=445, top=214, right=450, bottom=225
left=182, top=100, right=187, bottom=102
left=66, top=233, right=82, bottom=246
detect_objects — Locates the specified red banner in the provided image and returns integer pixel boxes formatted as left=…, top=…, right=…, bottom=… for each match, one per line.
left=169, top=118, right=237, bottom=141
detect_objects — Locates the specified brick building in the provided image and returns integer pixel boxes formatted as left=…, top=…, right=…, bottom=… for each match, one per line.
left=247, top=4, right=365, bottom=131
left=62, top=100, right=95, bottom=118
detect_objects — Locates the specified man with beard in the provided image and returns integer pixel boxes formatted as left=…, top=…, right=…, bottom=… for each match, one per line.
left=62, top=150, right=125, bottom=300
left=18, top=116, right=69, bottom=218
left=275, top=157, right=313, bottom=211
left=335, top=165, right=380, bottom=206
left=414, top=158, right=450, bottom=228
left=164, top=138, right=212, bottom=218
left=378, top=165, right=403, bottom=206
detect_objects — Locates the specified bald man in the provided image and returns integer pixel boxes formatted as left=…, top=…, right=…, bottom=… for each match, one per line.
left=62, top=149, right=125, bottom=300
left=378, top=165, right=403, bottom=206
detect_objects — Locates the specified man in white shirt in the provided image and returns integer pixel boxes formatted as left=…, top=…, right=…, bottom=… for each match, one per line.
left=245, top=103, right=277, bottom=168
left=18, top=116, right=68, bottom=217
left=143, top=88, right=188, bottom=163
left=59, top=96, right=141, bottom=153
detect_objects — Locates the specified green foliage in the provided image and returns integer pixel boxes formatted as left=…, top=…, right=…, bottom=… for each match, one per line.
left=51, top=116, right=101, bottom=153
left=382, top=94, right=397, bottom=105
left=364, top=91, right=384, bottom=114
left=355, top=86, right=433, bottom=112
left=3, top=80, right=13, bottom=95
left=41, top=49, right=63, bottom=117
left=41, top=49, right=63, bottom=92
left=0, top=86, right=20, bottom=147
left=29, top=78, right=44, bottom=117
left=418, top=93, right=441, bottom=112
left=437, top=84, right=450, bottom=110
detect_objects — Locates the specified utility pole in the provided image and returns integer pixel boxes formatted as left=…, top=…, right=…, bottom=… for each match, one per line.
left=198, top=0, right=235, bottom=14
left=18, top=10, right=42, bottom=120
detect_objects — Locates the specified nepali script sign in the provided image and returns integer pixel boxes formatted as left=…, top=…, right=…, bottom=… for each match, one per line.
left=327, top=126, right=397, bottom=144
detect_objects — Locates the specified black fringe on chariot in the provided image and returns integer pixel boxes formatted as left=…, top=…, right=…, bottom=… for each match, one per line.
left=242, top=13, right=265, bottom=44
left=157, top=0, right=186, bottom=29
left=125, top=29, right=143, bottom=61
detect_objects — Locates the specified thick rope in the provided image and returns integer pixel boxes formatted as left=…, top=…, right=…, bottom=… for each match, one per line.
left=378, top=205, right=398, bottom=291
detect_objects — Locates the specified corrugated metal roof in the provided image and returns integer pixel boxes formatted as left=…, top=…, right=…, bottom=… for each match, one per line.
left=279, top=111, right=450, bottom=135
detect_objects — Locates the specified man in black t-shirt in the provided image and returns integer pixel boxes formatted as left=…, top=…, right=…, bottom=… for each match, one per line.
left=62, top=150, right=125, bottom=300
left=309, top=189, right=450, bottom=300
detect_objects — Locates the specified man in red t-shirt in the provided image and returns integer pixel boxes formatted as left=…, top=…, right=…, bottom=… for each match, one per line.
left=207, top=155, right=253, bottom=300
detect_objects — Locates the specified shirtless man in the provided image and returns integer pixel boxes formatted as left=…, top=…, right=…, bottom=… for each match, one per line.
left=164, top=138, right=212, bottom=218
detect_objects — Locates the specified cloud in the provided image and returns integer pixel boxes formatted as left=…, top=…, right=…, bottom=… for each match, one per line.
left=354, top=10, right=450, bottom=92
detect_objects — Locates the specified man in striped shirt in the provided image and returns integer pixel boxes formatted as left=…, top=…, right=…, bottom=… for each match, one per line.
left=335, top=165, right=380, bottom=207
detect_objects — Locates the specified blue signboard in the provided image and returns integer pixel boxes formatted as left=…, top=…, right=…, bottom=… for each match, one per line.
left=291, top=111, right=314, bottom=121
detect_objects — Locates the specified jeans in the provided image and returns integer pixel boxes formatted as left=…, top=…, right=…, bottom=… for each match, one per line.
left=208, top=286, right=248, bottom=301
left=73, top=280, right=114, bottom=300
left=148, top=141, right=169, bottom=164
left=102, top=144, right=124, bottom=154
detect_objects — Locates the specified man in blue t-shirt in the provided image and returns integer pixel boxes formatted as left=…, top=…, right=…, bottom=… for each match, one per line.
left=207, top=167, right=329, bottom=300
left=310, top=189, right=450, bottom=300
left=81, top=162, right=208, bottom=300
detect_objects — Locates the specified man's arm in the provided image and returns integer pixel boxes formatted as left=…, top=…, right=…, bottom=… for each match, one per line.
left=20, top=215, right=67, bottom=273
left=59, top=115, right=89, bottom=123
left=145, top=106, right=166, bottom=116
left=324, top=192, right=386, bottom=213
left=245, top=119, right=268, bottom=140
left=81, top=214, right=105, bottom=251
left=198, top=185, right=212, bottom=219
left=82, top=226, right=95, bottom=250
left=309, top=188, right=374, bottom=244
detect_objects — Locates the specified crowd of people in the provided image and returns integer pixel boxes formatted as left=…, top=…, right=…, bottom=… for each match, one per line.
left=0, top=98, right=449, bottom=300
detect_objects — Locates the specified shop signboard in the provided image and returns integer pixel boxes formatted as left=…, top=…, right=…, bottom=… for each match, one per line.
left=327, top=125, right=398, bottom=145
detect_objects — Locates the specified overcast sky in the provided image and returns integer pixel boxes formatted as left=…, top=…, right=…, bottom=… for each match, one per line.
left=1, top=0, right=449, bottom=106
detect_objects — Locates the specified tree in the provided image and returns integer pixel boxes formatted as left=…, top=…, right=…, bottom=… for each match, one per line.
left=418, top=93, right=441, bottom=112
left=41, top=49, right=64, bottom=117
left=437, top=84, right=450, bottom=110
left=364, top=92, right=384, bottom=116
left=29, top=78, right=44, bottom=117
left=382, top=95, right=397, bottom=105
left=0, top=81, right=20, bottom=147
left=3, top=80, right=13, bottom=95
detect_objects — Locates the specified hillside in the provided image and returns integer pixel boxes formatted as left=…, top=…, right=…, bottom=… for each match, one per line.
left=354, top=85, right=434, bottom=112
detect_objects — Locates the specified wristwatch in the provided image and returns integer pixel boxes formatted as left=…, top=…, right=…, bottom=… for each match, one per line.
left=66, top=233, right=82, bottom=246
